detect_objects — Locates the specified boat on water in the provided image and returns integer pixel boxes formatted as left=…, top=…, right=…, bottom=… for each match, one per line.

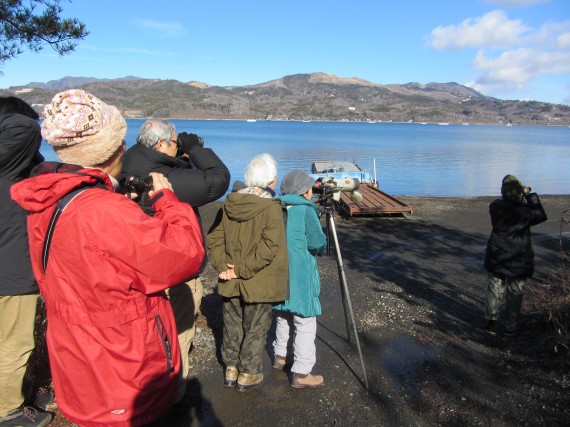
left=309, top=161, right=373, bottom=184
left=309, top=161, right=412, bottom=217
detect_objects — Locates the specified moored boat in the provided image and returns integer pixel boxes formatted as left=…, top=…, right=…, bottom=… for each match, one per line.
left=309, top=161, right=412, bottom=217
left=309, top=161, right=374, bottom=185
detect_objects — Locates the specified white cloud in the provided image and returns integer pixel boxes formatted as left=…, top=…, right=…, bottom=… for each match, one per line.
left=134, top=20, right=186, bottom=38
left=557, top=32, right=570, bottom=48
left=429, top=11, right=529, bottom=50
left=468, top=48, right=570, bottom=94
left=529, top=20, right=570, bottom=48
left=83, top=45, right=176, bottom=57
left=430, top=10, right=570, bottom=100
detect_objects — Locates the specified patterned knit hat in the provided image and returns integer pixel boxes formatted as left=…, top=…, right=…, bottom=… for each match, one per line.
left=501, top=174, right=524, bottom=198
left=41, top=89, right=127, bottom=166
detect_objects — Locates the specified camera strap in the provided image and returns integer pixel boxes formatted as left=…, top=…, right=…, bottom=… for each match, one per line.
left=42, top=187, right=90, bottom=273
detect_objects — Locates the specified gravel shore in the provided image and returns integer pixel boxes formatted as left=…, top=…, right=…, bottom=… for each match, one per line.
left=47, top=195, right=570, bottom=426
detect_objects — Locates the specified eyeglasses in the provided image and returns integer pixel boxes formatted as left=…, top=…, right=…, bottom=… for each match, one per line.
left=170, top=139, right=181, bottom=148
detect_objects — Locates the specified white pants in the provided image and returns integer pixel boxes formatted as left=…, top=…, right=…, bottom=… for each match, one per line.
left=273, top=312, right=317, bottom=375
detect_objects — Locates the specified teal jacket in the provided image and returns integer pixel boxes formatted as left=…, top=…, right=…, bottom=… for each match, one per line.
left=273, top=194, right=326, bottom=317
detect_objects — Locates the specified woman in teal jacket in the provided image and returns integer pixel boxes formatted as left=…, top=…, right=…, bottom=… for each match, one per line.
left=273, top=170, right=327, bottom=389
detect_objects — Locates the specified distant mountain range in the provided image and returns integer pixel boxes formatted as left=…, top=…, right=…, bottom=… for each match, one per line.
left=3, top=73, right=569, bottom=125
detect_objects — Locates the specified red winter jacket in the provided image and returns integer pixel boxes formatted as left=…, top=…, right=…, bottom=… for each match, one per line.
left=10, top=163, right=205, bottom=427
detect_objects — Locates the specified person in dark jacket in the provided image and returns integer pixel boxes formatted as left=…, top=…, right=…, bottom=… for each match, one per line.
left=484, top=174, right=547, bottom=336
left=0, top=97, right=53, bottom=427
left=121, top=119, right=230, bottom=402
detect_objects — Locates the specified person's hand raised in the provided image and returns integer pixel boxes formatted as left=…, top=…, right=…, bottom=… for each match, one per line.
left=178, top=132, right=204, bottom=156
left=148, top=172, right=173, bottom=197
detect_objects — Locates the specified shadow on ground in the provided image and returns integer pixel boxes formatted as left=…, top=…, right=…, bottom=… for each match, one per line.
left=31, top=196, right=570, bottom=426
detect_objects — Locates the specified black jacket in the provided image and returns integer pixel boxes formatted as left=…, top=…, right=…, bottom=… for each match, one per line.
left=121, top=143, right=230, bottom=275
left=484, top=193, right=547, bottom=278
left=121, top=143, right=230, bottom=209
left=0, top=113, right=42, bottom=295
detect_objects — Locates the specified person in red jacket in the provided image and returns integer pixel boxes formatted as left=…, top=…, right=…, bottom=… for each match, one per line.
left=10, top=90, right=205, bottom=427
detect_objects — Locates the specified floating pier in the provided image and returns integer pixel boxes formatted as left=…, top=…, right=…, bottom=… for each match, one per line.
left=337, top=183, right=413, bottom=217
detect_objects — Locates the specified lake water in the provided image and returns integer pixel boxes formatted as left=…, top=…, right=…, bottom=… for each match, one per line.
left=39, top=120, right=570, bottom=197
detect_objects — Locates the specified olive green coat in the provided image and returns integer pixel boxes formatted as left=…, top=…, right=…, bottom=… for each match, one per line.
left=207, top=190, right=289, bottom=303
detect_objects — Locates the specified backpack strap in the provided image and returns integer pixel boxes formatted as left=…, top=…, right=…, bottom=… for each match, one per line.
left=42, top=187, right=90, bottom=272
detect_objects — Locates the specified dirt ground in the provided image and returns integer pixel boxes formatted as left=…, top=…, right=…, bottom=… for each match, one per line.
left=38, top=194, right=570, bottom=427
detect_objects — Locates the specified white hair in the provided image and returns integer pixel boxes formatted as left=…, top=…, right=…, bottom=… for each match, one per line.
left=136, top=119, right=176, bottom=149
left=244, top=153, right=277, bottom=188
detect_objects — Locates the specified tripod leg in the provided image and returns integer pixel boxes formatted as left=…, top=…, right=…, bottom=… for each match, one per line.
left=326, top=210, right=332, bottom=256
left=329, top=214, right=352, bottom=341
left=327, top=213, right=369, bottom=391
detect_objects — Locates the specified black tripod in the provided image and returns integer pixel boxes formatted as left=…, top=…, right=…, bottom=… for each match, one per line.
left=320, top=194, right=369, bottom=390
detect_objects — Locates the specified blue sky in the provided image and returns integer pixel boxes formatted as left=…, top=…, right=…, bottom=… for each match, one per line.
left=0, top=0, right=569, bottom=104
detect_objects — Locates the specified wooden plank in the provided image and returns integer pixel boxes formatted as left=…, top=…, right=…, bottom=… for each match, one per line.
left=337, top=183, right=413, bottom=217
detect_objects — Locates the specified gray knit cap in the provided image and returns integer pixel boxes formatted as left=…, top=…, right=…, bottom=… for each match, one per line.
left=280, top=170, right=315, bottom=195
left=231, top=180, right=246, bottom=192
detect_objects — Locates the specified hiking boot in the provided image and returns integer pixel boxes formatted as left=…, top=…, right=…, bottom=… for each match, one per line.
left=272, top=355, right=286, bottom=370
left=484, top=320, right=497, bottom=336
left=0, top=406, right=52, bottom=427
left=291, top=373, right=324, bottom=389
left=236, top=372, right=263, bottom=392
left=224, top=365, right=238, bottom=387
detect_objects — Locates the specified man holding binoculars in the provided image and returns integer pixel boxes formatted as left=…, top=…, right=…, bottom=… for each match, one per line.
left=484, top=175, right=547, bottom=337
left=121, top=119, right=230, bottom=404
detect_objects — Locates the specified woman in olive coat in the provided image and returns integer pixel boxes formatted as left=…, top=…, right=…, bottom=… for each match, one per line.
left=207, top=153, right=288, bottom=392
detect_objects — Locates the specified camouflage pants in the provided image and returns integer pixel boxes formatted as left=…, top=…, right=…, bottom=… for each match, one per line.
left=221, top=297, right=272, bottom=374
left=485, top=273, right=526, bottom=330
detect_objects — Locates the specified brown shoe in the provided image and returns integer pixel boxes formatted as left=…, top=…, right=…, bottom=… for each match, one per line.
left=224, top=365, right=238, bottom=387
left=272, top=355, right=286, bottom=370
left=291, top=373, right=324, bottom=389
left=236, top=372, right=264, bottom=392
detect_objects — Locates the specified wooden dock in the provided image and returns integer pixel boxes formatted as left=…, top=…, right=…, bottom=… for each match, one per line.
left=337, top=183, right=413, bottom=217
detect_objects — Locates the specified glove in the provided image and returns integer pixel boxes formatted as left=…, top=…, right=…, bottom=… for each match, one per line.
left=178, top=132, right=204, bottom=155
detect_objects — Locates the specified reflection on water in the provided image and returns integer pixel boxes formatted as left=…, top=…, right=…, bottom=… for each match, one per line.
left=39, top=120, right=570, bottom=197
left=381, top=335, right=439, bottom=398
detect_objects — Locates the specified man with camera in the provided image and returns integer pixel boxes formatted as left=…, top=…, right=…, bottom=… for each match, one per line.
left=121, top=119, right=230, bottom=402
left=484, top=174, right=547, bottom=337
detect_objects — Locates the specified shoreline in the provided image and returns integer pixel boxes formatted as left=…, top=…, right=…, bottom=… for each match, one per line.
left=124, top=116, right=570, bottom=127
